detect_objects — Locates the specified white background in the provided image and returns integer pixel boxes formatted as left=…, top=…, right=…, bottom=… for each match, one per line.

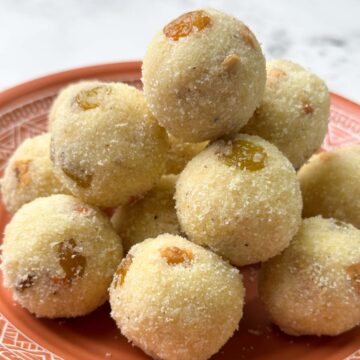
left=0, top=0, right=359, bottom=102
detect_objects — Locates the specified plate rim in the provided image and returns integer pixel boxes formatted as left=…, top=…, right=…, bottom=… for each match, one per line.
left=0, top=61, right=359, bottom=109
left=0, top=61, right=142, bottom=108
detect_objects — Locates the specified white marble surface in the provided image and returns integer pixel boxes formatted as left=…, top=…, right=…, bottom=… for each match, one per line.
left=0, top=0, right=359, bottom=103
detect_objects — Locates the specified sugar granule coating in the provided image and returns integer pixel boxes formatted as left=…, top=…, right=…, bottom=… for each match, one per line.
left=142, top=8, right=266, bottom=142
left=1, top=194, right=123, bottom=318
left=165, top=134, right=208, bottom=174
left=242, top=59, right=330, bottom=169
left=175, top=134, right=302, bottom=266
left=111, top=175, right=181, bottom=252
left=298, top=145, right=360, bottom=228
left=259, top=216, right=360, bottom=336
left=0, top=133, right=69, bottom=213
left=50, top=81, right=169, bottom=207
left=109, top=234, right=244, bottom=360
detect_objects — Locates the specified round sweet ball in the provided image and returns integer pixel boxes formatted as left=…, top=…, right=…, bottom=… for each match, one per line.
left=165, top=134, right=208, bottom=174
left=0, top=133, right=69, bottom=213
left=259, top=216, right=360, bottom=336
left=176, top=134, right=302, bottom=266
left=298, top=145, right=360, bottom=229
left=142, top=8, right=266, bottom=142
left=50, top=81, right=169, bottom=207
left=242, top=59, right=330, bottom=169
left=2, top=194, right=123, bottom=318
left=109, top=234, right=244, bottom=360
left=111, top=175, right=181, bottom=252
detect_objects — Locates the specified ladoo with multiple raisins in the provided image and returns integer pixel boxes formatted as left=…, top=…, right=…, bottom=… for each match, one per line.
left=142, top=8, right=266, bottom=142
left=242, top=60, right=330, bottom=169
left=109, top=234, right=244, bottom=360
left=1, top=195, right=123, bottom=318
left=259, top=216, right=360, bottom=336
left=50, top=81, right=169, bottom=207
left=176, top=134, right=302, bottom=266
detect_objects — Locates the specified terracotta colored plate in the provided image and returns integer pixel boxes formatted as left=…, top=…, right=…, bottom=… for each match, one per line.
left=0, top=61, right=359, bottom=360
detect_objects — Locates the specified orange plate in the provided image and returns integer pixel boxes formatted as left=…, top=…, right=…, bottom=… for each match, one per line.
left=0, top=61, right=359, bottom=360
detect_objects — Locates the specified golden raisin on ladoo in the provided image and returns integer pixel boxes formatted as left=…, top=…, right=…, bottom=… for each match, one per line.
left=142, top=8, right=266, bottom=142
left=1, top=194, right=123, bottom=318
left=175, top=134, right=302, bottom=266
left=242, top=59, right=330, bottom=169
left=0, top=133, right=69, bottom=213
left=50, top=81, right=169, bottom=207
left=112, top=175, right=181, bottom=252
left=259, top=216, right=360, bottom=336
left=298, top=144, right=360, bottom=228
left=109, top=234, right=244, bottom=360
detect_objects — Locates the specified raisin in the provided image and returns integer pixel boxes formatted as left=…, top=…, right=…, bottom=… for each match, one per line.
left=268, top=68, right=287, bottom=80
left=57, top=239, right=86, bottom=284
left=240, top=25, right=256, bottom=49
left=13, top=159, right=32, bottom=189
left=220, top=139, right=267, bottom=171
left=160, top=246, right=193, bottom=265
left=61, top=162, right=92, bottom=188
left=15, top=273, right=35, bottom=292
left=75, top=86, right=112, bottom=111
left=222, top=54, right=241, bottom=74
left=73, top=205, right=90, bottom=215
left=50, top=276, right=67, bottom=286
left=115, top=254, right=133, bottom=288
left=163, top=11, right=211, bottom=41
left=302, top=99, right=314, bottom=115
left=346, top=263, right=360, bottom=294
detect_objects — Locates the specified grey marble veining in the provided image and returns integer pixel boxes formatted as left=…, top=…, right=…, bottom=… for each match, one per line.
left=0, top=0, right=359, bottom=102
